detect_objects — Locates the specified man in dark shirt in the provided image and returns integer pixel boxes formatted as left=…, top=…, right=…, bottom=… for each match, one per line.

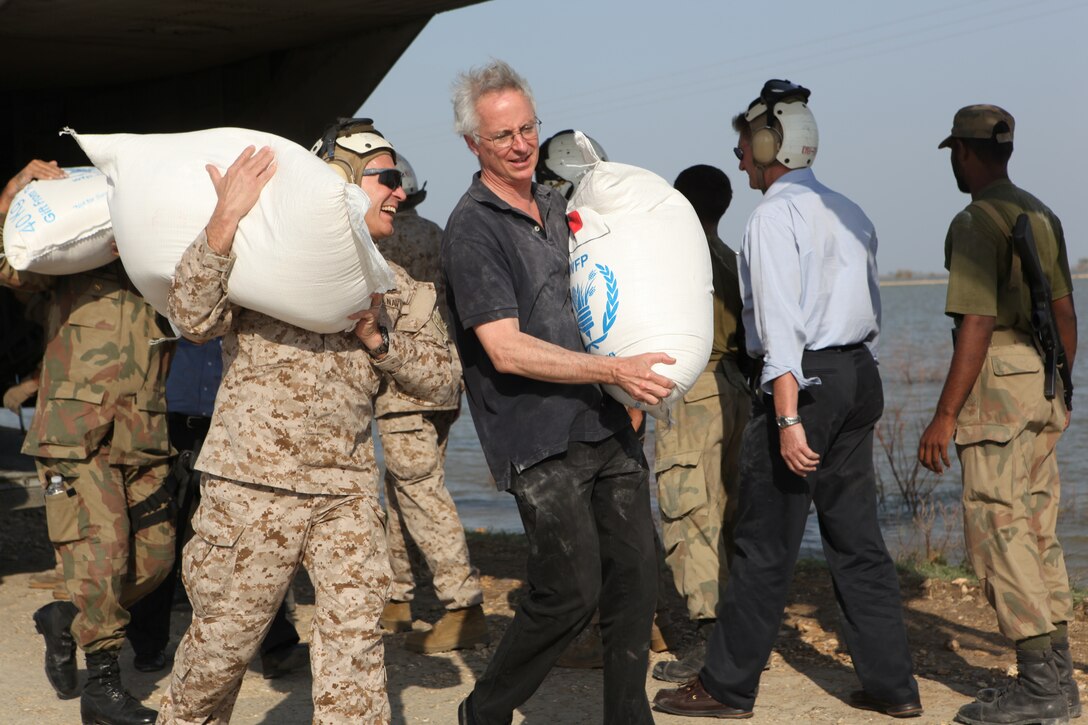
left=441, top=59, right=674, bottom=725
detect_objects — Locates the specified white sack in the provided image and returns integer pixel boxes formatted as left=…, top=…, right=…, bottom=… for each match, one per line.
left=567, top=132, right=713, bottom=419
left=2, top=167, right=116, bottom=275
left=68, top=127, right=395, bottom=334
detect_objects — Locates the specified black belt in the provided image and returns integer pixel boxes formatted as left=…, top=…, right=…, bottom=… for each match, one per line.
left=808, top=343, right=867, bottom=353
left=169, top=413, right=211, bottom=431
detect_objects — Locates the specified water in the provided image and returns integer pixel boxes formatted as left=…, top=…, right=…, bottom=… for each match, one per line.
left=431, top=278, right=1088, bottom=585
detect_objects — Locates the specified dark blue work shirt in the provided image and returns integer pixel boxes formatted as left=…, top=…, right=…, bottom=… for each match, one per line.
left=441, top=174, right=626, bottom=491
left=165, top=338, right=222, bottom=417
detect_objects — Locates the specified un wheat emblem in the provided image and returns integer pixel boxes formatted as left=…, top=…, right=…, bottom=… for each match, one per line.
left=572, top=264, right=619, bottom=352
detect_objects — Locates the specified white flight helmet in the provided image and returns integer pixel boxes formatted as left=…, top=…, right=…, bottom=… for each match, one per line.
left=311, top=117, right=396, bottom=183
left=745, top=80, right=818, bottom=169
left=536, top=129, right=608, bottom=200
left=394, top=154, right=427, bottom=207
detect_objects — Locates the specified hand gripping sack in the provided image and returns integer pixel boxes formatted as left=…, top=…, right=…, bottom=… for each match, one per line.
left=68, top=127, right=395, bottom=334
left=567, top=132, right=713, bottom=419
left=2, top=167, right=116, bottom=274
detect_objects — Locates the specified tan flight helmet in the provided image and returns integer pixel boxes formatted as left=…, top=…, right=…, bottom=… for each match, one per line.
left=744, top=79, right=819, bottom=169
left=311, top=117, right=396, bottom=183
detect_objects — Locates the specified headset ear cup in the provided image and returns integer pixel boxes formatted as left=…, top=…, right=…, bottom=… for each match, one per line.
left=326, top=159, right=352, bottom=183
left=752, top=126, right=781, bottom=166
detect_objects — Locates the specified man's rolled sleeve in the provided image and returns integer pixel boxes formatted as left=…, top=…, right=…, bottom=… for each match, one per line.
left=944, top=210, right=999, bottom=319
left=0, top=214, right=55, bottom=293
left=745, top=214, right=817, bottom=393
left=373, top=329, right=457, bottom=407
left=167, top=230, right=238, bottom=342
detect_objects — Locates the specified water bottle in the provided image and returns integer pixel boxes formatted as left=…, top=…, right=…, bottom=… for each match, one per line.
left=46, top=475, right=65, bottom=496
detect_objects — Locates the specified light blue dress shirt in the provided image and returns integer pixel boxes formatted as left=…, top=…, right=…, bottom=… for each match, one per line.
left=739, top=168, right=880, bottom=393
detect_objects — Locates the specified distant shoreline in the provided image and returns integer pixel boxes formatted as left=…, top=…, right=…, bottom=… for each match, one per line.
left=879, top=278, right=947, bottom=287
left=880, top=272, right=1088, bottom=287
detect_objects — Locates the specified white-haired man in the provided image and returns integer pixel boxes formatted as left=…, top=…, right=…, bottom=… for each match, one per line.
left=440, top=60, right=673, bottom=725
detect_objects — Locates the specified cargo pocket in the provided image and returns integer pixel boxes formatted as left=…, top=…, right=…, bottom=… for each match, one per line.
left=183, top=490, right=246, bottom=617
left=113, top=389, right=171, bottom=460
left=655, top=450, right=707, bottom=520
left=33, top=381, right=110, bottom=457
left=378, top=414, right=438, bottom=482
left=954, top=351, right=1040, bottom=446
left=44, top=481, right=82, bottom=543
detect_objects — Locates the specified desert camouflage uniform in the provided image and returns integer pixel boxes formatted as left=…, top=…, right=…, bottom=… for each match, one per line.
left=374, top=208, right=481, bottom=610
left=654, top=234, right=749, bottom=621
left=945, top=180, right=1074, bottom=641
left=0, top=218, right=176, bottom=654
left=157, top=233, right=458, bottom=725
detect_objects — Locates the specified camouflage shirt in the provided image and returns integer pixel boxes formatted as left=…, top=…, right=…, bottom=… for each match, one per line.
left=373, top=207, right=461, bottom=416
left=0, top=215, right=173, bottom=464
left=374, top=207, right=447, bottom=322
left=944, top=179, right=1072, bottom=334
left=168, top=233, right=458, bottom=495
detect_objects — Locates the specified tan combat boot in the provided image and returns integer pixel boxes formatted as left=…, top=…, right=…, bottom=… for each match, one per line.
left=404, top=604, right=490, bottom=654
left=379, top=601, right=413, bottom=634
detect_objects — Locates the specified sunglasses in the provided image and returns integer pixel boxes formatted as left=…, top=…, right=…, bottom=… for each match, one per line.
left=360, top=168, right=403, bottom=191
left=733, top=147, right=744, bottom=161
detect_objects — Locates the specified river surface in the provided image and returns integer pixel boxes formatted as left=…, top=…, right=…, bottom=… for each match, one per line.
left=414, top=278, right=1088, bottom=585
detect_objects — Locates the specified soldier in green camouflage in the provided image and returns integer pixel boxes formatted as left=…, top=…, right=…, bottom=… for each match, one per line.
left=652, top=164, right=750, bottom=684
left=372, top=155, right=488, bottom=654
left=919, top=105, right=1078, bottom=725
left=0, top=159, right=176, bottom=725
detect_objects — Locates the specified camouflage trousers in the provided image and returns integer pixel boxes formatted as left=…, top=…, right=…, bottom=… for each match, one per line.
left=157, top=474, right=392, bottom=725
left=654, top=363, right=749, bottom=621
left=377, top=409, right=482, bottom=609
left=955, top=331, right=1073, bottom=642
left=37, top=444, right=175, bottom=653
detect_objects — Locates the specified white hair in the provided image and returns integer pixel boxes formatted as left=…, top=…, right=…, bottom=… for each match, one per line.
left=451, top=59, right=536, bottom=137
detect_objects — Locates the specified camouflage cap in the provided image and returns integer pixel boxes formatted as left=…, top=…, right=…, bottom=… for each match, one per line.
left=938, top=104, right=1015, bottom=148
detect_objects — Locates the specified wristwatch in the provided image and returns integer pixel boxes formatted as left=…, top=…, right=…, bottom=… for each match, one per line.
left=776, top=415, right=802, bottom=430
left=366, top=325, right=389, bottom=358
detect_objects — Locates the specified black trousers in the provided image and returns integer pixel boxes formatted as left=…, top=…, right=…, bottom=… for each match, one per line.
left=468, top=428, right=657, bottom=725
left=700, top=346, right=919, bottom=710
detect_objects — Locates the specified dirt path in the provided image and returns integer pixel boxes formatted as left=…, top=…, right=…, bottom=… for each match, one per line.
left=2, top=508, right=1084, bottom=724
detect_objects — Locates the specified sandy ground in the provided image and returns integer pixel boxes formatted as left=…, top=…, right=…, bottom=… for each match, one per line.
left=2, top=507, right=1084, bottom=725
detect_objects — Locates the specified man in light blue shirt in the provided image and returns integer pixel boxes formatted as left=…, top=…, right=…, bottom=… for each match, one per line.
left=655, top=80, right=921, bottom=720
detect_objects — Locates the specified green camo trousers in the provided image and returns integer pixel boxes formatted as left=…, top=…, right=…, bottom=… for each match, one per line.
left=654, top=365, right=749, bottom=621
left=37, top=445, right=174, bottom=653
left=956, top=336, right=1073, bottom=641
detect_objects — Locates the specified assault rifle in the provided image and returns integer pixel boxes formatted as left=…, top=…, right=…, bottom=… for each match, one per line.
left=1011, top=213, right=1074, bottom=410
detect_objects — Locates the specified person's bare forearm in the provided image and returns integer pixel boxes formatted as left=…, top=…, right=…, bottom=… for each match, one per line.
left=1053, top=294, right=1077, bottom=371
left=484, top=327, right=618, bottom=384
left=474, top=317, right=675, bottom=404
left=934, top=314, right=994, bottom=420
left=771, top=373, right=800, bottom=417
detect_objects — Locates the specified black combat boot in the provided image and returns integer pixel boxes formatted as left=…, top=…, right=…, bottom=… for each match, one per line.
left=976, top=643, right=1082, bottom=719
left=651, top=620, right=714, bottom=683
left=1053, top=642, right=1082, bottom=719
left=80, top=650, right=157, bottom=725
left=33, top=600, right=80, bottom=699
left=956, top=648, right=1069, bottom=725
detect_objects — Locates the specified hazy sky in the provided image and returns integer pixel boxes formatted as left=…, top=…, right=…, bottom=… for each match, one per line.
left=363, top=0, right=1086, bottom=275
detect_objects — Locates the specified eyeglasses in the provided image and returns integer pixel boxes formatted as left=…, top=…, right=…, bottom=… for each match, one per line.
left=360, top=168, right=403, bottom=191
left=733, top=147, right=744, bottom=161
left=475, top=119, right=542, bottom=149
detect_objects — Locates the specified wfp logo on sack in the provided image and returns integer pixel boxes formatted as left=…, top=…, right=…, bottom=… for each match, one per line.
left=571, top=260, right=619, bottom=352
